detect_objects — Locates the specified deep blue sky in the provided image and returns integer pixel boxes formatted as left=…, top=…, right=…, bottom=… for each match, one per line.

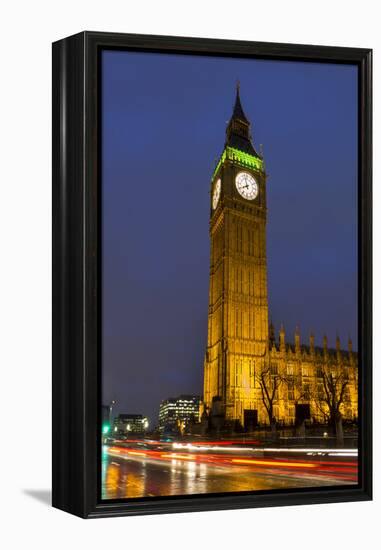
left=101, top=50, right=358, bottom=424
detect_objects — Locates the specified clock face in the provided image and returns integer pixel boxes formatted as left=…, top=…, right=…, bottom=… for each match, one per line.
left=212, top=178, right=221, bottom=209
left=235, top=172, right=258, bottom=200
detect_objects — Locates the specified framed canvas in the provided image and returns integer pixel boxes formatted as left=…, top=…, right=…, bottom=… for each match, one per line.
left=52, top=31, right=372, bottom=518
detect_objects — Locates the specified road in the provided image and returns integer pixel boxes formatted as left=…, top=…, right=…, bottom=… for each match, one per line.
left=101, top=439, right=358, bottom=499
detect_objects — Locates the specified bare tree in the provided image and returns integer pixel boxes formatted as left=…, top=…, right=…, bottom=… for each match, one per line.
left=290, top=371, right=311, bottom=404
left=256, top=363, right=285, bottom=435
left=287, top=371, right=310, bottom=437
left=313, top=364, right=350, bottom=444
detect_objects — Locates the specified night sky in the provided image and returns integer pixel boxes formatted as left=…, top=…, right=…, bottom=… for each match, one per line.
left=101, top=50, right=358, bottom=425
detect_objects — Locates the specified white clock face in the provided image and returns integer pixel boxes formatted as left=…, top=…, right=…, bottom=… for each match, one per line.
left=212, top=178, right=221, bottom=209
left=235, top=172, right=258, bottom=200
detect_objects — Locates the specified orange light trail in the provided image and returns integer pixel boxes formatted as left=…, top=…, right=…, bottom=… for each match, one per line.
left=160, top=453, right=196, bottom=461
left=231, top=458, right=316, bottom=469
left=127, top=451, right=147, bottom=457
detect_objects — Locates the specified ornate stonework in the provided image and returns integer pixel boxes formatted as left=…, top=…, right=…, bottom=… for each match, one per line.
left=203, top=88, right=358, bottom=429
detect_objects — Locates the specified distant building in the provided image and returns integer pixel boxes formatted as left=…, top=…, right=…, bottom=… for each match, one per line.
left=159, top=395, right=201, bottom=433
left=113, top=414, right=149, bottom=435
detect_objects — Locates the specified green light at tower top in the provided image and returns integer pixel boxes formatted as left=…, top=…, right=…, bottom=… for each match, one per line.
left=211, top=146, right=264, bottom=181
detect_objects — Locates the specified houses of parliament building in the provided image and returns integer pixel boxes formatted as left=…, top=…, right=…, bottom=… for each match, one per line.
left=203, top=86, right=358, bottom=430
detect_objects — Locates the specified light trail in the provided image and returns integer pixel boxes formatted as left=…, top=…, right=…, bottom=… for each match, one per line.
left=172, top=442, right=357, bottom=456
left=161, top=453, right=196, bottom=461
left=231, top=458, right=316, bottom=468
left=106, top=444, right=357, bottom=482
left=127, top=451, right=147, bottom=457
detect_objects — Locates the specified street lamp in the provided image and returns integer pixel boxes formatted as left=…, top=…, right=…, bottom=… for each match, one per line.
left=109, top=399, right=116, bottom=431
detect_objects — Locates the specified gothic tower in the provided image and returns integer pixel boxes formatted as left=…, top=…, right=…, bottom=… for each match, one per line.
left=203, top=85, right=269, bottom=427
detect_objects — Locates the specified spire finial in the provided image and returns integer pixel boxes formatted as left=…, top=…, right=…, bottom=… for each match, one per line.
left=309, top=331, right=315, bottom=354
left=336, top=333, right=341, bottom=351
left=279, top=323, right=286, bottom=352
left=323, top=334, right=328, bottom=353
left=295, top=325, right=301, bottom=353
left=230, top=81, right=249, bottom=124
left=225, top=81, right=260, bottom=159
left=348, top=335, right=353, bottom=353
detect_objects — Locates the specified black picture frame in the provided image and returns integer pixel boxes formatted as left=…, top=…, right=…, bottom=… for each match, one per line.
left=52, top=31, right=372, bottom=519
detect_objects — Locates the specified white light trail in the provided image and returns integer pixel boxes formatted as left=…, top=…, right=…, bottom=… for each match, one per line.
left=172, top=442, right=357, bottom=457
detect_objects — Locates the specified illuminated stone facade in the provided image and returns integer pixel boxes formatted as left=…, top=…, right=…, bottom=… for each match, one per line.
left=203, top=87, right=358, bottom=429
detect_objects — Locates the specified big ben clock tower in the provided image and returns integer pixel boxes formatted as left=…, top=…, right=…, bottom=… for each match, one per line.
left=203, top=84, right=269, bottom=428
